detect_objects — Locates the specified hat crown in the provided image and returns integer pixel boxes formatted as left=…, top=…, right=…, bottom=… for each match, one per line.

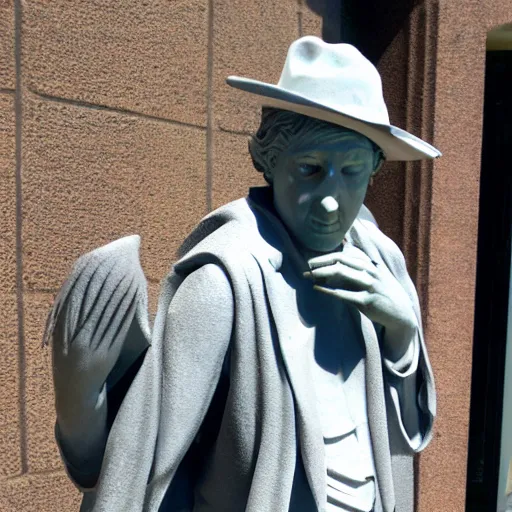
left=277, top=37, right=390, bottom=125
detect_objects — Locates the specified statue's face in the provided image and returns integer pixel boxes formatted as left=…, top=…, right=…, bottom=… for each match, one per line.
left=270, top=131, right=376, bottom=253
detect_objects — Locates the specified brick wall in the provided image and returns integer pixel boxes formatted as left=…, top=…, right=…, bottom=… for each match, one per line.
left=0, top=1, right=321, bottom=509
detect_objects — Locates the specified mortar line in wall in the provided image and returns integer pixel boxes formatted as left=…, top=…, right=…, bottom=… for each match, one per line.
left=24, top=288, right=59, bottom=295
left=14, top=0, right=28, bottom=476
left=218, top=127, right=253, bottom=137
left=30, top=89, right=207, bottom=131
left=5, top=467, right=67, bottom=482
left=205, top=0, right=214, bottom=212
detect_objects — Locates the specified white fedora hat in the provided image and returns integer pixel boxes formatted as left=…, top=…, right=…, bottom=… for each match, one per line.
left=226, top=36, right=441, bottom=161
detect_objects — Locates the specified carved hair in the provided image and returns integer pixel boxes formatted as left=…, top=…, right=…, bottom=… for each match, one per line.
left=249, top=108, right=384, bottom=183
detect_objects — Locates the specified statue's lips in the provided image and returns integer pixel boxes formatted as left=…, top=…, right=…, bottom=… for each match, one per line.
left=309, top=217, right=342, bottom=234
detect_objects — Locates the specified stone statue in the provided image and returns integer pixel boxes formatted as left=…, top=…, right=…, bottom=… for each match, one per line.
left=46, top=36, right=438, bottom=511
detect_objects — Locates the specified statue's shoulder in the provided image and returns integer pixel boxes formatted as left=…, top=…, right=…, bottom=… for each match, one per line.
left=177, top=196, right=259, bottom=261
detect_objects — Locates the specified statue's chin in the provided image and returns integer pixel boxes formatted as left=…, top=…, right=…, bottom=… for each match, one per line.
left=298, top=233, right=346, bottom=254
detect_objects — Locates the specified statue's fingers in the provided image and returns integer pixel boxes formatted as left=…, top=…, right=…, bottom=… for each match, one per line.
left=308, top=253, right=344, bottom=269
left=335, top=253, right=378, bottom=277
left=306, top=264, right=373, bottom=290
left=313, top=285, right=371, bottom=307
left=308, top=247, right=374, bottom=268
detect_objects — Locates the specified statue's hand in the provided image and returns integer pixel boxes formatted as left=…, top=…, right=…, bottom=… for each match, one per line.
left=304, top=245, right=417, bottom=359
left=46, top=236, right=150, bottom=426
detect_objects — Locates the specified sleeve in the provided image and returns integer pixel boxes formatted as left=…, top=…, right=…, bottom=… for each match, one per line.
left=143, top=262, right=234, bottom=507
left=352, top=218, right=436, bottom=453
left=55, top=422, right=103, bottom=492
left=379, top=247, right=435, bottom=453
left=382, top=327, right=423, bottom=451
left=55, top=341, right=148, bottom=492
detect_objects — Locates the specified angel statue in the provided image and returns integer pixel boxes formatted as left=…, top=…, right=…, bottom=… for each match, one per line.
left=46, top=36, right=438, bottom=512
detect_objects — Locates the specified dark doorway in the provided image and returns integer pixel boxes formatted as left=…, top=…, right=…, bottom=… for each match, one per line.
left=466, top=51, right=512, bottom=512
left=304, top=0, right=420, bottom=63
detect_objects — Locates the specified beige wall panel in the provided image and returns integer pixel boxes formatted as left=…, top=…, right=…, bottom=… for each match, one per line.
left=0, top=93, right=16, bottom=294
left=23, top=293, right=61, bottom=473
left=23, top=0, right=208, bottom=126
left=0, top=471, right=81, bottom=511
left=213, top=0, right=299, bottom=133
left=22, top=93, right=207, bottom=291
left=0, top=294, right=22, bottom=478
left=0, top=93, right=21, bottom=478
left=212, top=130, right=265, bottom=209
left=0, top=0, right=15, bottom=90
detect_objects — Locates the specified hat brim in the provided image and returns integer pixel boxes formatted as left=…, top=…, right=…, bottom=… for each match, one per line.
left=226, top=76, right=441, bottom=162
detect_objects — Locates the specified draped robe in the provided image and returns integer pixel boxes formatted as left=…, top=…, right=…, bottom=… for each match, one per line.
left=62, top=187, right=436, bottom=512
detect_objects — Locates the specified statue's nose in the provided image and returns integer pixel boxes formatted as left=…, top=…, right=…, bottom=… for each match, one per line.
left=311, top=195, right=339, bottom=223
left=320, top=196, right=339, bottom=214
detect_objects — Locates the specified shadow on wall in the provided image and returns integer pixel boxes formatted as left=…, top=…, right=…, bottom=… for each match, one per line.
left=305, top=0, right=422, bottom=63
left=303, top=0, right=342, bottom=43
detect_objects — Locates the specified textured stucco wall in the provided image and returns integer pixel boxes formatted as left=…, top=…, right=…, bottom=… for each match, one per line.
left=0, top=0, right=321, bottom=509
left=414, top=2, right=512, bottom=511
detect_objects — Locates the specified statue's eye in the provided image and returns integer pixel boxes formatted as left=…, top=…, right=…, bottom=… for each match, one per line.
left=298, top=163, right=322, bottom=177
left=341, top=164, right=365, bottom=176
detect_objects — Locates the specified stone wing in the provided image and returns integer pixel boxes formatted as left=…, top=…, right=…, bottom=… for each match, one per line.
left=44, top=235, right=151, bottom=388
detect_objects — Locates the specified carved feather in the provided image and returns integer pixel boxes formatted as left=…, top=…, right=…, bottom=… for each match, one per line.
left=44, top=235, right=151, bottom=388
